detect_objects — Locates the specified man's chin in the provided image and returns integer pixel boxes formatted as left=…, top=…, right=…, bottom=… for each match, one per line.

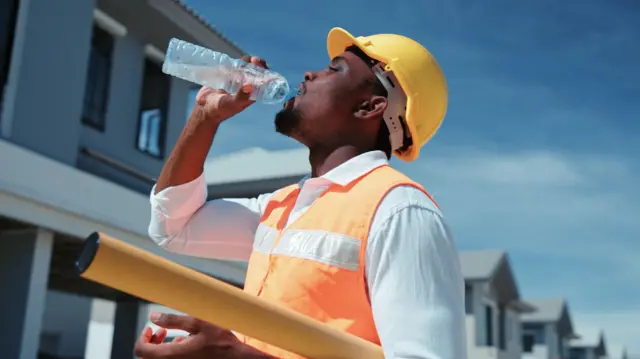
left=274, top=108, right=301, bottom=137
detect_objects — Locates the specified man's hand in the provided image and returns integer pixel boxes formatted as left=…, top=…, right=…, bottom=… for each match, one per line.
left=194, top=56, right=269, bottom=124
left=134, top=313, right=275, bottom=359
left=152, top=55, right=268, bottom=193
left=134, top=312, right=240, bottom=359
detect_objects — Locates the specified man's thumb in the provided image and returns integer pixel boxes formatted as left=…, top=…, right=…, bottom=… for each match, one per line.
left=149, top=312, right=201, bottom=334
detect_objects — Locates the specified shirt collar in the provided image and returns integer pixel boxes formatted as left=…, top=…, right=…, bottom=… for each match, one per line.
left=298, top=150, right=389, bottom=187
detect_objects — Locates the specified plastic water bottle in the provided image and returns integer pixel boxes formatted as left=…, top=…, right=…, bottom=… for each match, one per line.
left=162, top=38, right=298, bottom=105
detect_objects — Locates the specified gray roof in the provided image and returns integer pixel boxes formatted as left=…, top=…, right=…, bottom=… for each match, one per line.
left=459, top=250, right=507, bottom=280
left=522, top=298, right=567, bottom=322
left=459, top=250, right=535, bottom=313
left=522, top=298, right=577, bottom=338
left=171, top=0, right=246, bottom=56
left=204, top=147, right=310, bottom=185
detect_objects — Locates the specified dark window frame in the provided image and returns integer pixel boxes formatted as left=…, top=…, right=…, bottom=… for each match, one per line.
left=464, top=284, right=473, bottom=314
left=0, top=0, right=20, bottom=112
left=81, top=25, right=114, bottom=132
left=485, top=305, right=494, bottom=346
left=498, top=305, right=506, bottom=350
left=135, top=57, right=169, bottom=159
left=522, top=333, right=534, bottom=353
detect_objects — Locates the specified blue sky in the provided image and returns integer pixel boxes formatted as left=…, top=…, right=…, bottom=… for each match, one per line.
left=183, top=0, right=639, bottom=354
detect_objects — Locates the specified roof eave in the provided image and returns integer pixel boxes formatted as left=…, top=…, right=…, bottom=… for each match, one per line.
left=508, top=300, right=537, bottom=314
left=149, top=0, right=246, bottom=58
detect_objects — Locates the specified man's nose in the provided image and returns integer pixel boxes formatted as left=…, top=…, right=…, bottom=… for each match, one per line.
left=304, top=71, right=317, bottom=82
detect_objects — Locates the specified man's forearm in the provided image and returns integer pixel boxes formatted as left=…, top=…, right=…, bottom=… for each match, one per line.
left=154, top=105, right=221, bottom=194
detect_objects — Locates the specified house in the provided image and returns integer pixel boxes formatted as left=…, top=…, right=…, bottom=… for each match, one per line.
left=521, top=298, right=579, bottom=359
left=569, top=330, right=608, bottom=359
left=460, top=250, right=536, bottom=359
left=606, top=346, right=629, bottom=359
left=0, top=0, right=307, bottom=358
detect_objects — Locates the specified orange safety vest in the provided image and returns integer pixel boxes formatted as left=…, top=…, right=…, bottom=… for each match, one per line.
left=237, top=165, right=437, bottom=358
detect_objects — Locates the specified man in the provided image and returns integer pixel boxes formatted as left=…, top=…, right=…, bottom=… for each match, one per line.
left=134, top=27, right=466, bottom=359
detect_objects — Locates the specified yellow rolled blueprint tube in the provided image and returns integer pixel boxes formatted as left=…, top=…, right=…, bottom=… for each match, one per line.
left=75, top=232, right=384, bottom=359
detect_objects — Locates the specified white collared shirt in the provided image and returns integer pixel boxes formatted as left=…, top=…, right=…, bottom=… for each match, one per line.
left=148, top=151, right=467, bottom=359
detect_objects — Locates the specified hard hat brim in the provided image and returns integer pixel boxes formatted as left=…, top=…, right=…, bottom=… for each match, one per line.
left=327, top=27, right=384, bottom=64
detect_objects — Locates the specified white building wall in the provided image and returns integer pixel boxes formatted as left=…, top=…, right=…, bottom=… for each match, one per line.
left=500, top=309, right=522, bottom=359
left=545, top=323, right=559, bottom=358
left=524, top=345, right=550, bottom=359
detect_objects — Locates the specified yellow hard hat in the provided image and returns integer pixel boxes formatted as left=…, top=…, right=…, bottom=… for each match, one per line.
left=327, top=27, right=448, bottom=162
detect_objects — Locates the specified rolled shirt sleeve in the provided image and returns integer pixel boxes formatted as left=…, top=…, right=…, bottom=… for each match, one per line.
left=148, top=172, right=273, bottom=261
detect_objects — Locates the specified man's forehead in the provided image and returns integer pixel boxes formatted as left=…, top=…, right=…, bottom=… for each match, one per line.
left=333, top=50, right=369, bottom=69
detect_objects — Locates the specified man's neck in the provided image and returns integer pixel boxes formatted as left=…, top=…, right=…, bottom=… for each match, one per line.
left=309, top=145, right=368, bottom=178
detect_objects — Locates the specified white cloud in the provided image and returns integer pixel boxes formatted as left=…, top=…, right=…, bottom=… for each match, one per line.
left=424, top=150, right=585, bottom=186
left=397, top=147, right=640, bottom=353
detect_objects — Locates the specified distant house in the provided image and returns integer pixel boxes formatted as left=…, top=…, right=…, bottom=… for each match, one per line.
left=606, top=346, right=629, bottom=359
left=569, top=330, right=608, bottom=359
left=460, top=250, right=536, bottom=359
left=521, top=298, right=579, bottom=359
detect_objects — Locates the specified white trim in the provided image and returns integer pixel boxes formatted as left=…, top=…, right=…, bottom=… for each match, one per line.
left=0, top=139, right=247, bottom=284
left=93, top=9, right=127, bottom=37
left=145, top=44, right=166, bottom=64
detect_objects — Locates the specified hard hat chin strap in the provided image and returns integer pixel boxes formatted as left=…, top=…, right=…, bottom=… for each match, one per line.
left=372, top=63, right=409, bottom=153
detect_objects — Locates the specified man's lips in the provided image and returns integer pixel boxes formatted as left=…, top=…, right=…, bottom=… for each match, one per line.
left=284, top=97, right=294, bottom=110
left=283, top=83, right=304, bottom=109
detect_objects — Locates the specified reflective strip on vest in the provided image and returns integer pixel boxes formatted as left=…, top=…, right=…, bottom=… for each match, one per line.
left=254, top=224, right=360, bottom=271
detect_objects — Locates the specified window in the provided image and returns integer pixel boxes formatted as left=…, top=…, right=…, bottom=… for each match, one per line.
left=485, top=305, right=494, bottom=346
left=522, top=333, right=534, bottom=353
left=136, top=58, right=169, bottom=158
left=498, top=306, right=506, bottom=350
left=0, top=0, right=19, bottom=112
left=82, top=25, right=114, bottom=131
left=522, top=323, right=545, bottom=344
left=464, top=284, right=473, bottom=314
left=569, top=347, right=585, bottom=359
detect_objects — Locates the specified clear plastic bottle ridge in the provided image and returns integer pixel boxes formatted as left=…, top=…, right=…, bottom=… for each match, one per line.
left=162, top=38, right=297, bottom=105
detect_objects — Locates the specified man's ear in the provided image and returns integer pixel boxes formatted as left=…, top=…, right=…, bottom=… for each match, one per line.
left=354, top=95, right=387, bottom=121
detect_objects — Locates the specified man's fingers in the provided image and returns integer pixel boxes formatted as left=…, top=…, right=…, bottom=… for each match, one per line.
left=150, top=328, right=167, bottom=344
left=149, top=312, right=202, bottom=334
left=250, top=56, right=268, bottom=69
left=138, top=326, right=154, bottom=344
left=240, top=55, right=268, bottom=69
left=134, top=334, right=200, bottom=359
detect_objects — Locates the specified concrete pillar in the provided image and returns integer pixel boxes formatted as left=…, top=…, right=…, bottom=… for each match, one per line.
left=110, top=300, right=148, bottom=359
left=0, top=228, right=54, bottom=359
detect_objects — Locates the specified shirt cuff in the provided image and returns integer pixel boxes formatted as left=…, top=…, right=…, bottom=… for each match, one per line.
left=150, top=173, right=208, bottom=218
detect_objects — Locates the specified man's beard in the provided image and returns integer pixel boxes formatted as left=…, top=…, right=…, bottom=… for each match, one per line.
left=274, top=108, right=302, bottom=136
